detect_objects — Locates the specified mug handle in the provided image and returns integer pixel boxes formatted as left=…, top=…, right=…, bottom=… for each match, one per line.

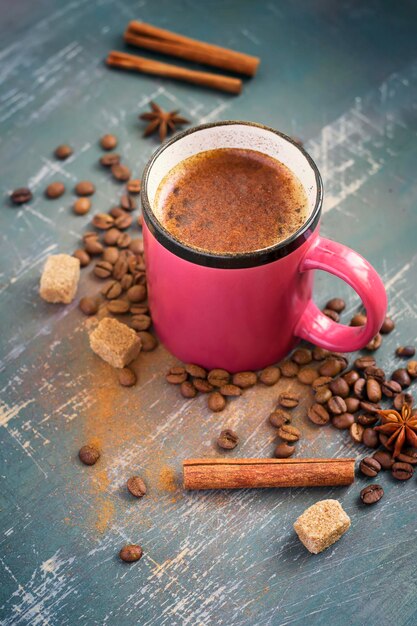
left=294, top=236, right=387, bottom=351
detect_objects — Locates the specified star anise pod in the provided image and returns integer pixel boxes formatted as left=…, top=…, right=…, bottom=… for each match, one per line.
left=375, top=404, right=417, bottom=458
left=139, top=102, right=190, bottom=142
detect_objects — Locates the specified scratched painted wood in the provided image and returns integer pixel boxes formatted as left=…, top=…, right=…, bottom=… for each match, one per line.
left=1, top=1, right=417, bottom=624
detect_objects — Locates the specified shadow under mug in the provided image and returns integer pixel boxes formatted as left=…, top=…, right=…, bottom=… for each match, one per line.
left=141, top=121, right=387, bottom=372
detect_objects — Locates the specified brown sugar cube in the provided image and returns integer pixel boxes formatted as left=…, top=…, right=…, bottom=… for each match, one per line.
left=293, top=499, right=351, bottom=554
left=89, top=317, right=141, bottom=368
left=39, top=254, right=80, bottom=304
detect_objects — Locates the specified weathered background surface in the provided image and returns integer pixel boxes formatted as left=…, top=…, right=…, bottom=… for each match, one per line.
left=1, top=1, right=417, bottom=624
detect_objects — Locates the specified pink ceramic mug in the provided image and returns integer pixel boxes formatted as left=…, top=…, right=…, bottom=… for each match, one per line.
left=141, top=121, right=387, bottom=372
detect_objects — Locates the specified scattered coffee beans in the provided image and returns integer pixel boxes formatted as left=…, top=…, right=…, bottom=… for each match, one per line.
left=360, top=456, right=381, bottom=477
left=297, top=367, right=318, bottom=385
left=180, top=381, right=197, bottom=398
left=332, top=413, right=354, bottom=430
left=269, top=409, right=292, bottom=428
left=138, top=331, right=157, bottom=352
left=45, top=181, right=65, bottom=199
left=406, top=361, right=417, bottom=379
left=350, top=313, right=367, bottom=327
left=396, top=345, right=415, bottom=357
left=185, top=363, right=207, bottom=379
left=166, top=367, right=187, bottom=384
left=79, top=296, right=99, bottom=316
left=360, top=484, right=384, bottom=505
left=73, top=249, right=90, bottom=267
left=208, top=391, right=226, bottom=412
left=308, top=403, right=330, bottom=426
left=127, top=476, right=146, bottom=497
left=323, top=308, right=339, bottom=322
left=232, top=371, right=257, bottom=388
left=366, top=333, right=382, bottom=351
left=362, top=428, right=379, bottom=448
left=79, top=444, right=100, bottom=466
left=372, top=450, right=393, bottom=470
left=73, top=197, right=91, bottom=215
left=111, top=163, right=131, bottom=182
left=208, top=369, right=230, bottom=387
left=10, top=187, right=32, bottom=205
left=119, top=545, right=143, bottom=563
left=259, top=366, right=281, bottom=385
left=127, top=179, right=141, bottom=194
left=380, top=316, right=395, bottom=334
left=75, top=181, right=95, bottom=196
left=392, top=368, right=411, bottom=388
left=277, top=424, right=301, bottom=442
left=278, top=392, right=299, bottom=409
left=274, top=442, right=295, bottom=458
left=328, top=396, right=347, bottom=415
left=292, top=348, right=312, bottom=365
left=219, top=384, right=242, bottom=397
left=280, top=360, right=299, bottom=377
left=100, top=134, right=118, bottom=150
left=217, top=429, right=239, bottom=449
left=118, top=367, right=137, bottom=387
left=392, top=462, right=414, bottom=480
left=54, top=144, right=72, bottom=159
left=349, top=422, right=364, bottom=443
left=326, top=297, right=345, bottom=312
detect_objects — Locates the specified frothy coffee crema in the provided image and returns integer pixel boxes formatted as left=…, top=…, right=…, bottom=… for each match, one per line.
left=155, top=148, right=309, bottom=255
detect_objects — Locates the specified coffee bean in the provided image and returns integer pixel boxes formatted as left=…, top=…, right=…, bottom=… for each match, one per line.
left=45, top=181, right=65, bottom=198
left=127, top=476, right=146, bottom=497
left=327, top=396, right=347, bottom=415
left=193, top=378, right=214, bottom=393
left=354, top=356, right=376, bottom=370
left=297, top=367, right=318, bottom=385
left=94, top=260, right=113, bottom=278
left=269, top=409, right=292, bottom=428
left=362, top=427, right=379, bottom=448
left=130, top=303, right=148, bottom=315
left=232, top=371, right=257, bottom=388
left=366, top=333, right=382, bottom=351
left=312, top=347, right=330, bottom=361
left=274, top=442, right=295, bottom=458
left=102, top=247, right=119, bottom=265
left=319, top=358, right=343, bottom=377
left=75, top=181, right=95, bottom=196
left=366, top=379, right=382, bottom=403
left=109, top=206, right=126, bottom=218
left=350, top=422, right=364, bottom=443
left=363, top=366, right=385, bottom=383
left=325, top=297, right=346, bottom=313
left=115, top=213, right=133, bottom=230
left=73, top=249, right=90, bottom=267
left=73, top=197, right=91, bottom=215
left=129, top=238, right=144, bottom=255
left=277, top=424, right=301, bottom=442
left=127, top=179, right=141, bottom=194
left=322, top=308, right=340, bottom=322
left=359, top=401, right=381, bottom=414
left=392, top=368, right=411, bottom=388
left=357, top=413, right=378, bottom=427
left=79, top=444, right=100, bottom=466
left=332, top=412, right=354, bottom=429
left=138, top=331, right=157, bottom=352
left=107, top=299, right=130, bottom=314
left=83, top=231, right=99, bottom=242
left=280, top=360, right=299, bottom=377
left=166, top=366, right=187, bottom=384
left=79, top=296, right=99, bottom=316
left=208, top=392, right=226, bottom=412
left=360, top=484, right=384, bottom=505
left=350, top=313, right=367, bottom=326
left=392, top=462, right=414, bottom=480
left=131, top=314, right=151, bottom=330
left=353, top=378, right=366, bottom=399
left=111, top=163, right=131, bottom=182
left=406, top=360, right=417, bottom=379
left=120, top=194, right=136, bottom=212
left=397, top=448, right=417, bottom=465
left=393, top=392, right=413, bottom=410
left=329, top=377, right=350, bottom=398
left=215, top=429, right=239, bottom=450
left=380, top=380, right=401, bottom=399
left=127, top=285, right=146, bottom=303
left=312, top=376, right=332, bottom=391
left=208, top=369, right=230, bottom=387
left=118, top=367, right=137, bottom=387
left=10, top=187, right=32, bottom=204
left=103, top=227, right=121, bottom=245
left=330, top=353, right=349, bottom=369
left=380, top=316, right=395, bottom=334
left=117, top=233, right=131, bottom=248
left=102, top=273, right=122, bottom=296
left=100, top=153, right=121, bottom=167
left=257, top=365, right=280, bottom=385
left=219, top=384, right=242, bottom=397
left=343, top=370, right=360, bottom=386
left=180, top=381, right=197, bottom=398
left=344, top=397, right=360, bottom=413
left=185, top=364, right=207, bottom=379
left=315, top=387, right=332, bottom=404
left=84, top=238, right=104, bottom=255
left=360, top=456, right=381, bottom=477
left=92, top=213, right=114, bottom=230
left=373, top=450, right=394, bottom=470
left=278, top=392, right=299, bottom=409
left=119, top=545, right=143, bottom=563
left=100, top=134, right=118, bottom=150
left=113, top=258, right=128, bottom=280
left=54, top=144, right=72, bottom=159
left=292, top=348, right=312, bottom=365
left=396, top=345, right=415, bottom=358
left=308, top=403, right=330, bottom=425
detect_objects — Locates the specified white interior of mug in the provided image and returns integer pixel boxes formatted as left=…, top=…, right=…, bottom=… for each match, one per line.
left=146, top=122, right=318, bottom=222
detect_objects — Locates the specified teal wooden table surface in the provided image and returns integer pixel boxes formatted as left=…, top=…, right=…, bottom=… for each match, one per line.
left=1, top=1, right=417, bottom=624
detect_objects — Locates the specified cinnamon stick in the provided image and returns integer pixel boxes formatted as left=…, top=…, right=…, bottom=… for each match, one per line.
left=106, top=50, right=242, bottom=94
left=125, top=21, right=260, bottom=76
left=183, top=458, right=355, bottom=490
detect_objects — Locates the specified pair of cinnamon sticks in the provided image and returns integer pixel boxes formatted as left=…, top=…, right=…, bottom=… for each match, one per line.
left=107, top=21, right=260, bottom=94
